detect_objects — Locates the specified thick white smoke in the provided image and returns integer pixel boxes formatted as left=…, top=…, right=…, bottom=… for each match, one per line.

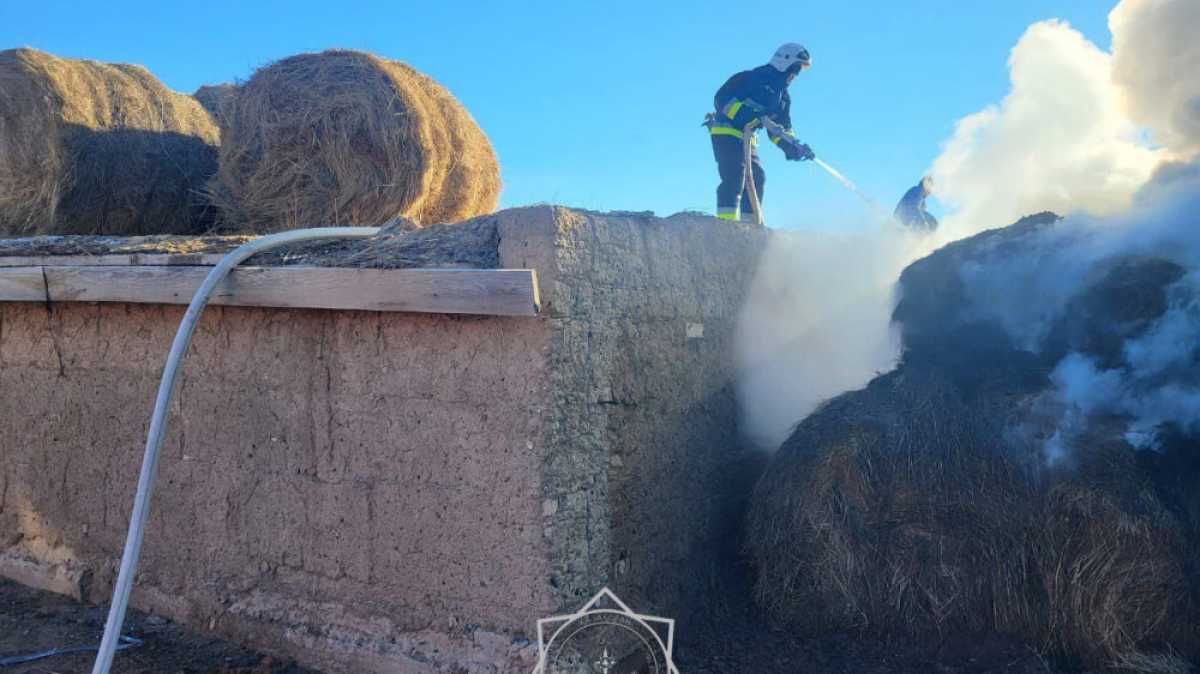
left=960, top=165, right=1200, bottom=457
left=944, top=0, right=1200, bottom=458
left=734, top=0, right=1200, bottom=451
left=957, top=162, right=1200, bottom=347
left=1110, top=0, right=1200, bottom=159
left=931, top=19, right=1161, bottom=237
left=734, top=225, right=930, bottom=449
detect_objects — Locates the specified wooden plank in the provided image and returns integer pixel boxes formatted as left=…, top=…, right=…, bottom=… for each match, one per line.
left=9, top=266, right=541, bottom=316
left=0, top=267, right=47, bottom=301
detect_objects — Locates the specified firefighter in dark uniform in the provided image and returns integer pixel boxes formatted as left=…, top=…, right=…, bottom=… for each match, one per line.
left=894, top=176, right=939, bottom=230
left=706, top=43, right=815, bottom=223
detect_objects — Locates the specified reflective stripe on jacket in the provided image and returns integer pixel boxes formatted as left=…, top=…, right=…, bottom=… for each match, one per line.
left=712, top=65, right=793, bottom=141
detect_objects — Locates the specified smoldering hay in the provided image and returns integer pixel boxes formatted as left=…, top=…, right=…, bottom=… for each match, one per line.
left=209, top=50, right=501, bottom=232
left=887, top=0, right=1200, bottom=463
left=746, top=365, right=1199, bottom=667
left=744, top=0, right=1200, bottom=666
left=736, top=0, right=1200, bottom=452
left=750, top=165, right=1200, bottom=667
left=0, top=48, right=220, bottom=235
left=908, top=168, right=1200, bottom=460
left=735, top=15, right=1155, bottom=452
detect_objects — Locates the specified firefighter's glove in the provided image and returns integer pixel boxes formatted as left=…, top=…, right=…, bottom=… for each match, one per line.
left=784, top=141, right=815, bottom=162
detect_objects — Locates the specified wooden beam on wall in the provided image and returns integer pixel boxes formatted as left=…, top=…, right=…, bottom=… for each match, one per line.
left=0, top=267, right=47, bottom=302
left=0, top=266, right=541, bottom=317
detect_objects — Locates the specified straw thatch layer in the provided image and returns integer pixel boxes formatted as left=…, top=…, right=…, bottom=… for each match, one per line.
left=746, top=368, right=1199, bottom=667
left=0, top=48, right=220, bottom=235
left=209, top=50, right=500, bottom=232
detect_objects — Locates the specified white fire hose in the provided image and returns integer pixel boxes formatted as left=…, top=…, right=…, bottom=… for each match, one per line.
left=744, top=117, right=885, bottom=223
left=90, top=226, right=380, bottom=674
left=741, top=125, right=765, bottom=226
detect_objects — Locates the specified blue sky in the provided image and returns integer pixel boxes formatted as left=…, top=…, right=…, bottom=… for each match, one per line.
left=1, top=1, right=1114, bottom=229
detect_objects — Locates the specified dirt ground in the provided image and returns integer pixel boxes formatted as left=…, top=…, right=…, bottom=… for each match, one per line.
left=0, top=574, right=1158, bottom=674
left=0, top=579, right=316, bottom=674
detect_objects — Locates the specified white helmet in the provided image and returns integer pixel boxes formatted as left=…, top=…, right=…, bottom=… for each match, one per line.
left=769, top=43, right=812, bottom=72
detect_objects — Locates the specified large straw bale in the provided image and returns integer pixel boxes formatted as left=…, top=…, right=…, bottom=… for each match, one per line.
left=0, top=48, right=219, bottom=235
left=746, top=369, right=1039, bottom=640
left=1035, top=444, right=1198, bottom=668
left=753, top=210, right=1200, bottom=667
left=746, top=368, right=1200, bottom=667
left=210, top=50, right=500, bottom=232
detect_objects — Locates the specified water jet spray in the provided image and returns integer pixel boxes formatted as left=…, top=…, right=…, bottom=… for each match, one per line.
left=812, top=157, right=885, bottom=215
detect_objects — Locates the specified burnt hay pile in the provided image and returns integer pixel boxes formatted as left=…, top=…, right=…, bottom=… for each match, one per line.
left=208, top=50, right=501, bottom=232
left=0, top=48, right=220, bottom=235
left=747, top=213, right=1200, bottom=669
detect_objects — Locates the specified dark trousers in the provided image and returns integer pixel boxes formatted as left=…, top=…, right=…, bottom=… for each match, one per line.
left=712, top=134, right=765, bottom=219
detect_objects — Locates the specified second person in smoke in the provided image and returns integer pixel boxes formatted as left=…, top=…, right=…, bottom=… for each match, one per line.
left=706, top=43, right=815, bottom=223
left=894, top=176, right=938, bottom=230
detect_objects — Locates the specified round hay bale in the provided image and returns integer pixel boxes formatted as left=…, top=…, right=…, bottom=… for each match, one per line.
left=210, top=49, right=500, bottom=232
left=1035, top=446, right=1198, bottom=668
left=0, top=48, right=220, bottom=235
left=746, top=368, right=1040, bottom=639
left=192, top=83, right=236, bottom=122
left=747, top=367, right=1200, bottom=666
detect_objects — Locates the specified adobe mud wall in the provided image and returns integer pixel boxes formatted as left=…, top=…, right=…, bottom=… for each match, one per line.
left=0, top=206, right=766, bottom=673
left=543, top=209, right=765, bottom=619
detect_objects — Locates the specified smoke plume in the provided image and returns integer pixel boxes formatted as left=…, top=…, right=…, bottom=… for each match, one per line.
left=959, top=164, right=1200, bottom=457
left=734, top=225, right=928, bottom=449
left=931, top=19, right=1161, bottom=236
left=735, top=0, right=1200, bottom=452
left=1110, top=0, right=1200, bottom=158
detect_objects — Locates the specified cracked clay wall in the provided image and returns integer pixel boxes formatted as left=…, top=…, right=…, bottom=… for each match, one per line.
left=0, top=299, right=557, bottom=673
left=0, top=206, right=766, bottom=673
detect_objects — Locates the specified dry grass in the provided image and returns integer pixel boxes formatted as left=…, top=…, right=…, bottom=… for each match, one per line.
left=0, top=47, right=219, bottom=235
left=746, top=369, right=1040, bottom=639
left=208, top=49, right=500, bottom=232
left=746, top=367, right=1199, bottom=668
left=1036, top=460, right=1196, bottom=667
left=193, top=83, right=236, bottom=122
left=1112, top=650, right=1193, bottom=674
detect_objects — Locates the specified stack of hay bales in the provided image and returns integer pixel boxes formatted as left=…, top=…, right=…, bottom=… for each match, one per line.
left=0, top=48, right=499, bottom=236
left=0, top=48, right=220, bottom=235
left=192, top=82, right=236, bottom=121
left=208, top=50, right=501, bottom=232
left=748, top=213, right=1200, bottom=669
